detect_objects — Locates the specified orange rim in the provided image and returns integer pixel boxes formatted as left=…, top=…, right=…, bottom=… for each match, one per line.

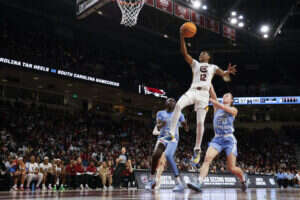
left=118, top=0, right=142, bottom=6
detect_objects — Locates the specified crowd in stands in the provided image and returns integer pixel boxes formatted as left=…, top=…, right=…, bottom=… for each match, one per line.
left=0, top=99, right=299, bottom=191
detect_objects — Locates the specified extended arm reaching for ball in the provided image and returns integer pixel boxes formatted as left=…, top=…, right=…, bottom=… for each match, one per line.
left=180, top=25, right=193, bottom=65
left=209, top=85, right=238, bottom=117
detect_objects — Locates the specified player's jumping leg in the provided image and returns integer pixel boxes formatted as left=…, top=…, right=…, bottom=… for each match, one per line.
left=168, top=94, right=193, bottom=139
left=146, top=142, right=165, bottom=190
left=192, top=109, right=207, bottom=164
left=187, top=146, right=219, bottom=192
left=164, top=142, right=184, bottom=192
left=227, top=153, right=248, bottom=192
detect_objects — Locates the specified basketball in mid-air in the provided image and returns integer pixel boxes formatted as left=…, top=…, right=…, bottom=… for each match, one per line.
left=181, top=22, right=197, bottom=38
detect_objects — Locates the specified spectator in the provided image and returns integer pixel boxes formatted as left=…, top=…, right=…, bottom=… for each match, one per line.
left=121, top=160, right=134, bottom=188
left=86, top=161, right=97, bottom=189
left=53, top=159, right=64, bottom=191
left=0, top=158, right=10, bottom=191
left=8, top=157, right=18, bottom=191
left=39, top=157, right=54, bottom=191
left=99, top=161, right=113, bottom=191
left=74, top=157, right=86, bottom=190
left=65, top=160, right=76, bottom=189
left=276, top=169, right=288, bottom=188
left=287, top=169, right=295, bottom=187
left=25, top=155, right=43, bottom=190
left=10, top=157, right=26, bottom=191
left=295, top=171, right=300, bottom=187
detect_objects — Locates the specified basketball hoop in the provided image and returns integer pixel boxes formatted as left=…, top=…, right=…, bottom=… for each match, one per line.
left=116, top=0, right=145, bottom=27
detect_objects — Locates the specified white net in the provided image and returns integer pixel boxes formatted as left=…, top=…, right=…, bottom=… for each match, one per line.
left=116, top=0, right=145, bottom=27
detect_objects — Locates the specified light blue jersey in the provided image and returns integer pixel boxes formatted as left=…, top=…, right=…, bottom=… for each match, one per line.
left=210, top=108, right=237, bottom=156
left=155, top=109, right=185, bottom=177
left=156, top=110, right=185, bottom=141
left=213, top=109, right=235, bottom=135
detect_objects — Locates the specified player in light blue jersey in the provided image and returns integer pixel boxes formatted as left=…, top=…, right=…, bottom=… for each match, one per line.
left=146, top=98, right=189, bottom=192
left=187, top=85, right=248, bottom=192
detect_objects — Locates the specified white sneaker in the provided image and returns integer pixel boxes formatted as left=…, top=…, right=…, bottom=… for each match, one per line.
left=154, top=183, right=161, bottom=190
left=80, top=184, right=84, bottom=191
left=103, top=186, right=107, bottom=191
left=48, top=185, right=52, bottom=190
left=108, top=186, right=113, bottom=191
left=85, top=184, right=90, bottom=190
left=42, top=184, right=47, bottom=191
left=12, top=185, right=18, bottom=191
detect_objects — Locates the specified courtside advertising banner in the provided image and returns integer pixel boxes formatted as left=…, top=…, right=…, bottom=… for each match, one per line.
left=156, top=0, right=173, bottom=14
left=134, top=170, right=278, bottom=189
left=174, top=2, right=190, bottom=21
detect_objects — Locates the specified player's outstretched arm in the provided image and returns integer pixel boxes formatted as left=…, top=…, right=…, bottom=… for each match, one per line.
left=209, top=85, right=218, bottom=101
left=215, top=63, right=237, bottom=82
left=180, top=25, right=193, bottom=65
left=209, top=98, right=238, bottom=117
left=209, top=85, right=218, bottom=112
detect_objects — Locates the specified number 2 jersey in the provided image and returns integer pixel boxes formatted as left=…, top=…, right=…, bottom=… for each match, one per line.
left=190, top=59, right=219, bottom=90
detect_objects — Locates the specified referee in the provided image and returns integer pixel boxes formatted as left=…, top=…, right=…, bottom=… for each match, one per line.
left=114, top=147, right=128, bottom=188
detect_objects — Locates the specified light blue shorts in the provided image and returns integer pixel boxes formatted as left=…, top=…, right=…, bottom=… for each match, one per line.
left=209, top=134, right=238, bottom=157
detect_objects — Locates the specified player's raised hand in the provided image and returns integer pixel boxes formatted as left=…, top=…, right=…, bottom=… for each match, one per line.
left=227, top=63, right=237, bottom=75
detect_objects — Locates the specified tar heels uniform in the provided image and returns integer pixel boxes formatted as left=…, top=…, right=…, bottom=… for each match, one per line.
left=155, top=110, right=185, bottom=177
left=156, top=110, right=185, bottom=145
left=209, top=108, right=238, bottom=156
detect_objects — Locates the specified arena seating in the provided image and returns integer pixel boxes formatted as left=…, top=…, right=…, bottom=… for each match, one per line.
left=0, top=100, right=299, bottom=191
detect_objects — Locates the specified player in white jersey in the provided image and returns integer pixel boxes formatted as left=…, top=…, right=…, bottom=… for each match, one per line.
left=26, top=155, right=43, bottom=190
left=168, top=25, right=237, bottom=164
left=39, top=157, right=53, bottom=190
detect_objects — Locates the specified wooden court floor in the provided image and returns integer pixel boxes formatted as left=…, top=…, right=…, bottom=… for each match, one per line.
left=0, top=188, right=299, bottom=200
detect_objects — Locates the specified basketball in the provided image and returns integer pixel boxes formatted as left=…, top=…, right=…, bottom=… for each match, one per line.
left=181, top=22, right=197, bottom=38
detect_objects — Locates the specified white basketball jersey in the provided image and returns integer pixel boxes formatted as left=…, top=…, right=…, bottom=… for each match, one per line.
left=26, top=162, right=39, bottom=173
left=190, top=59, right=219, bottom=89
left=39, top=163, right=52, bottom=172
